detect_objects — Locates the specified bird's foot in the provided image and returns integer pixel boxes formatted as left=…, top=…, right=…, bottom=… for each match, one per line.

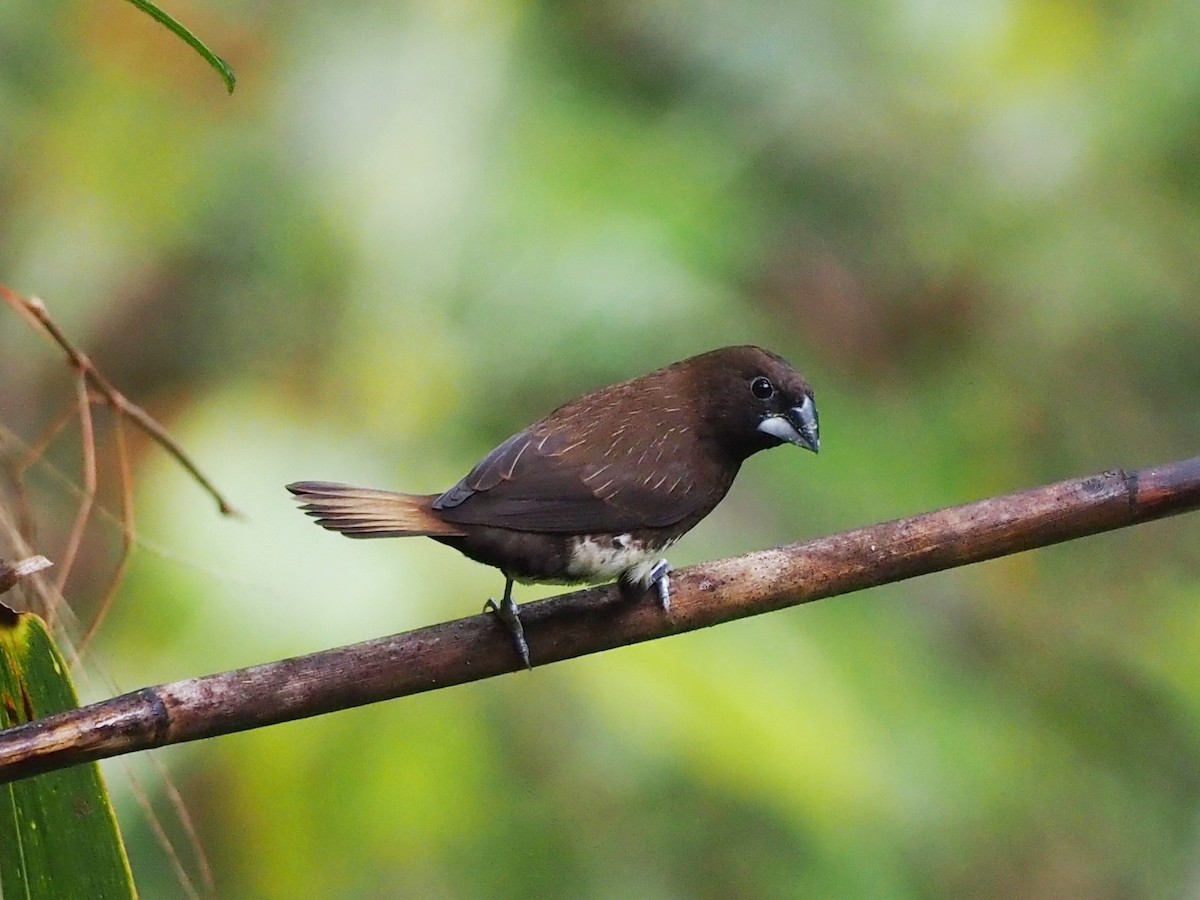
left=646, top=559, right=673, bottom=613
left=484, top=593, right=531, bottom=670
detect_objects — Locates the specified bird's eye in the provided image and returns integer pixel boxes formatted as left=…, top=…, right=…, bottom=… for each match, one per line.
left=750, top=376, right=774, bottom=399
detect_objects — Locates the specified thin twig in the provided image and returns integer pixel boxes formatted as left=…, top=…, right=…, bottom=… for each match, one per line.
left=1, top=455, right=1198, bottom=784
left=75, top=414, right=136, bottom=661
left=0, top=285, right=239, bottom=516
left=2, top=294, right=221, bottom=894
left=51, top=374, right=97, bottom=612
left=13, top=400, right=76, bottom=479
left=146, top=751, right=216, bottom=898
left=2, top=424, right=261, bottom=600
left=123, top=766, right=204, bottom=900
left=7, top=402, right=79, bottom=548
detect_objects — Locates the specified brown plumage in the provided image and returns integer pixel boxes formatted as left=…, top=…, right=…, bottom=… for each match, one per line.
left=288, top=345, right=818, bottom=666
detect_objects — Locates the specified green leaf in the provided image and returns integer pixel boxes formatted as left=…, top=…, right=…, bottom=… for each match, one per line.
left=0, top=610, right=136, bottom=900
left=122, top=0, right=237, bottom=94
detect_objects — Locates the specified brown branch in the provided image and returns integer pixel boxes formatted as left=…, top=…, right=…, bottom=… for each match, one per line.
left=1, top=456, right=1199, bottom=784
left=0, top=285, right=239, bottom=516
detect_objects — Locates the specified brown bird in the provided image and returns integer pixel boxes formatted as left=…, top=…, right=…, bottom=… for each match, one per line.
left=288, top=345, right=818, bottom=667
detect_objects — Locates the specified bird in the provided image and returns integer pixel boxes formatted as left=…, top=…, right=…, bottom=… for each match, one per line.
left=288, top=345, right=819, bottom=668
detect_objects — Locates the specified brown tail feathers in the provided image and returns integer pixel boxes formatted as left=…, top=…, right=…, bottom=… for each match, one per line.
left=286, top=482, right=465, bottom=538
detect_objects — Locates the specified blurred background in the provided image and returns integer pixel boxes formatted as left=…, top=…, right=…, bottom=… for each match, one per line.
left=3, top=0, right=1200, bottom=896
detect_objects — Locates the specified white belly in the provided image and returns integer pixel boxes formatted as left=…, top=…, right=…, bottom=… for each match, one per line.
left=564, top=534, right=665, bottom=586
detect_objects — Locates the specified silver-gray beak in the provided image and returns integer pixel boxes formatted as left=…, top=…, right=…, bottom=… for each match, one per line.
left=756, top=395, right=819, bottom=453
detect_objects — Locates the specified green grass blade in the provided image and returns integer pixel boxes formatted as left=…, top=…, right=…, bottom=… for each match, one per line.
left=122, top=0, right=236, bottom=94
left=0, top=610, right=136, bottom=899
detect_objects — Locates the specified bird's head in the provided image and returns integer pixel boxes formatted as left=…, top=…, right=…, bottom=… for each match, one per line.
left=687, top=345, right=819, bottom=460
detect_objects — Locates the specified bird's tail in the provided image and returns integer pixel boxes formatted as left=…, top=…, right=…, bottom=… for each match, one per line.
left=287, top=482, right=465, bottom=538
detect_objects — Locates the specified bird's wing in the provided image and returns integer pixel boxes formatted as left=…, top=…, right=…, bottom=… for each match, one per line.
left=431, top=425, right=722, bottom=534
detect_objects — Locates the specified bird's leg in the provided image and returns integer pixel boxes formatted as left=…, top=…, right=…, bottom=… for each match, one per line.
left=484, top=577, right=531, bottom=669
left=646, top=559, right=673, bottom=612
left=619, top=560, right=674, bottom=611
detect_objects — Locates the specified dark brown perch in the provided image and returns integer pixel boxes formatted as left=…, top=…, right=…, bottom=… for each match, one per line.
left=1, top=456, right=1198, bottom=784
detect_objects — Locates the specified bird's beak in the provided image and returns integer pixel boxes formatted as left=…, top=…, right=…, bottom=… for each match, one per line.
left=757, top=395, right=820, bottom=453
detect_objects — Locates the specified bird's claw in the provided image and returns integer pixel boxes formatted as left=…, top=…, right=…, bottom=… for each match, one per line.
left=646, top=559, right=673, bottom=612
left=484, top=594, right=531, bottom=670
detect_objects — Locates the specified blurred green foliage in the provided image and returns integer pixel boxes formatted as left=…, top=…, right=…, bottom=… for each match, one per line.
left=2, top=0, right=1200, bottom=897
